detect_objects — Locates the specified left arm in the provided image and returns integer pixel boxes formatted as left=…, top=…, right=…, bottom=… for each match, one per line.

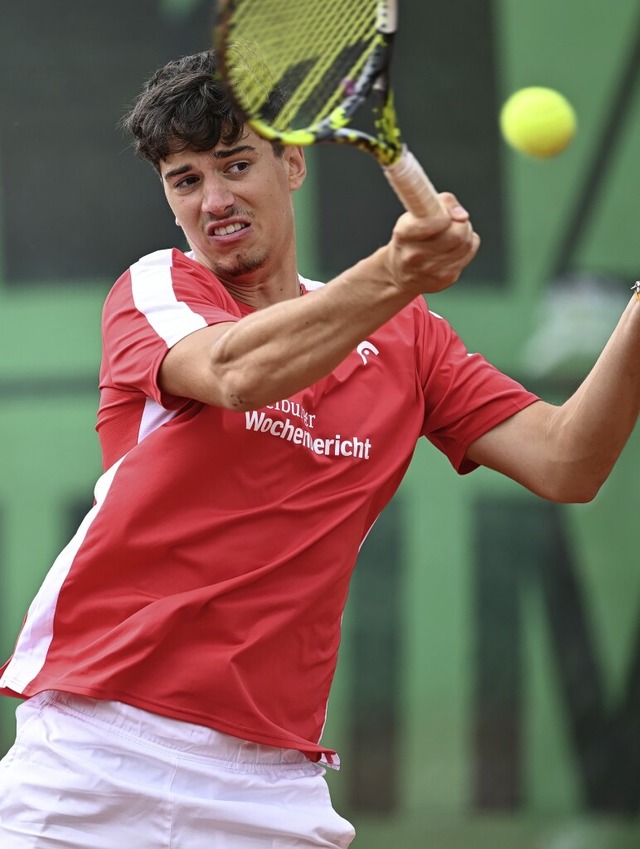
left=466, top=295, right=640, bottom=503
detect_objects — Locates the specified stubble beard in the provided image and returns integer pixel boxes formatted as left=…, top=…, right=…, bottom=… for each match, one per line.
left=213, top=247, right=270, bottom=280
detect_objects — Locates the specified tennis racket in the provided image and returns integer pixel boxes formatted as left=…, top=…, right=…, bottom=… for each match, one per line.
left=213, top=0, right=445, bottom=218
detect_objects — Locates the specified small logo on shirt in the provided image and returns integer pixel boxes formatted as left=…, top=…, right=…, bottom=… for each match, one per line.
left=356, top=341, right=380, bottom=365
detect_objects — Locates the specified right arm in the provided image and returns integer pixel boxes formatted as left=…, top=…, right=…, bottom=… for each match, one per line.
left=159, top=194, right=480, bottom=410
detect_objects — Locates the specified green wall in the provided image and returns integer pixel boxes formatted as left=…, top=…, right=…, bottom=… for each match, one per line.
left=1, top=0, right=639, bottom=845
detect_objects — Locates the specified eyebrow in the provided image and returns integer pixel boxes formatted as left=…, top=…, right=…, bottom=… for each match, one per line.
left=163, top=145, right=258, bottom=182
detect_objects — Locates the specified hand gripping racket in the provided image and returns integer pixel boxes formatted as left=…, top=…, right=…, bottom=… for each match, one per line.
left=213, top=0, right=445, bottom=217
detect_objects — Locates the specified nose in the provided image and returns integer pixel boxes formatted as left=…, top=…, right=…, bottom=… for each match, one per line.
left=201, top=175, right=235, bottom=217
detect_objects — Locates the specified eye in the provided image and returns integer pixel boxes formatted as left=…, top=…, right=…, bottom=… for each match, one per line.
left=226, top=160, right=250, bottom=176
left=175, top=174, right=200, bottom=190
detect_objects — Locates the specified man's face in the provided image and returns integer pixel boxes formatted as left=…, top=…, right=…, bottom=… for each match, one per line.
left=160, top=129, right=306, bottom=285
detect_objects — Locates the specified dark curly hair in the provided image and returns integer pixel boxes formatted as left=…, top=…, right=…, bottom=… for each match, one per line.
left=122, top=50, right=282, bottom=172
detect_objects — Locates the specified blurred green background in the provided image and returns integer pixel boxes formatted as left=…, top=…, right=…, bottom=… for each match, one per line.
left=1, top=0, right=639, bottom=845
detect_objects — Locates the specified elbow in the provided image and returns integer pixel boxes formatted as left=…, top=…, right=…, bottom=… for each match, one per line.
left=550, top=484, right=601, bottom=505
left=208, top=332, right=281, bottom=412
left=572, top=477, right=606, bottom=504
left=541, top=466, right=607, bottom=504
left=213, top=356, right=283, bottom=411
left=207, top=341, right=264, bottom=411
left=216, top=368, right=265, bottom=412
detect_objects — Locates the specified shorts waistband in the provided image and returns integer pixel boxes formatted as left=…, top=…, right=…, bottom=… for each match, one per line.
left=34, top=691, right=311, bottom=767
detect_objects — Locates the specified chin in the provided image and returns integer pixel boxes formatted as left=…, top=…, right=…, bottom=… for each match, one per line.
left=217, top=253, right=270, bottom=280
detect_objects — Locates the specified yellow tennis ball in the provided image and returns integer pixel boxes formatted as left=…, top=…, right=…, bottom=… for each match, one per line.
left=500, top=87, right=577, bottom=158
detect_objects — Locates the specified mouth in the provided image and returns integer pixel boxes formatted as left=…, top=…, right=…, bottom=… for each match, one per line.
left=209, top=221, right=250, bottom=237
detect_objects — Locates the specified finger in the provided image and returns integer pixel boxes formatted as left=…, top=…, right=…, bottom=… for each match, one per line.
left=439, top=192, right=471, bottom=222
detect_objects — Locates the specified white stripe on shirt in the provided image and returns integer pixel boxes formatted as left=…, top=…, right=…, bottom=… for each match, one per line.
left=0, top=459, right=123, bottom=693
left=130, top=250, right=207, bottom=348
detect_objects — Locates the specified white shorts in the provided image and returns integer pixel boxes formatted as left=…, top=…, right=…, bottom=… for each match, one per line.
left=0, top=691, right=355, bottom=849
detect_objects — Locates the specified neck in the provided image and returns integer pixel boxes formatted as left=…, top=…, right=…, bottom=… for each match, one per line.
left=222, top=270, right=302, bottom=309
left=193, top=250, right=301, bottom=309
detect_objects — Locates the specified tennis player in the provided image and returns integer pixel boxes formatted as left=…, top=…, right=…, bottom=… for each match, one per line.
left=1, top=51, right=639, bottom=848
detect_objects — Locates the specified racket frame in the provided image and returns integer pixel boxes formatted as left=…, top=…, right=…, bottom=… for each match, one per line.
left=214, top=0, right=444, bottom=216
left=214, top=0, right=402, bottom=167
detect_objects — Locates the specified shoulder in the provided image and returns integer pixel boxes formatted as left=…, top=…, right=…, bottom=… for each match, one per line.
left=105, top=249, right=179, bottom=306
left=105, top=249, right=226, bottom=312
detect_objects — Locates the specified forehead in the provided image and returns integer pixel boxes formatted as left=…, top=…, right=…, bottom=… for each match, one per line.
left=160, top=128, right=271, bottom=173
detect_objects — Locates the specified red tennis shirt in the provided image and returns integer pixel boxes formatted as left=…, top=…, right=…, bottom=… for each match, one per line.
left=0, top=249, right=538, bottom=761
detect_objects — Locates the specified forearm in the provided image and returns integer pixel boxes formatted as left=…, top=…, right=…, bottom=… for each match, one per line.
left=160, top=194, right=479, bottom=409
left=548, top=295, right=640, bottom=496
left=211, top=250, right=413, bottom=409
left=468, top=294, right=640, bottom=503
left=209, top=199, right=479, bottom=409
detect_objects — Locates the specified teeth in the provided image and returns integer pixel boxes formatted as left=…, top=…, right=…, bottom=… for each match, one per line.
left=213, top=222, right=246, bottom=236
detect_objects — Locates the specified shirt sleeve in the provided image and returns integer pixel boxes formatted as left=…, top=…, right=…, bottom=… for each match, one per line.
left=101, top=249, right=242, bottom=407
left=417, top=301, right=539, bottom=474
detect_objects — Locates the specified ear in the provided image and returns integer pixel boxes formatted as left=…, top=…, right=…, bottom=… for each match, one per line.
left=285, top=146, right=306, bottom=191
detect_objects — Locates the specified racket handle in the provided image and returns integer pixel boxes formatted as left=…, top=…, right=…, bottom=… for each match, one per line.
left=383, top=146, right=446, bottom=217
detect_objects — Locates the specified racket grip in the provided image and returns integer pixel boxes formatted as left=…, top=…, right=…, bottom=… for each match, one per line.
left=383, top=146, right=446, bottom=217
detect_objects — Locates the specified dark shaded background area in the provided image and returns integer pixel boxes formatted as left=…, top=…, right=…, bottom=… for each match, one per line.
left=316, top=2, right=506, bottom=283
left=0, top=0, right=211, bottom=285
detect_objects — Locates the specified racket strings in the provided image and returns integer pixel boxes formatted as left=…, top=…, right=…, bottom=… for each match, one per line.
left=222, top=0, right=380, bottom=131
